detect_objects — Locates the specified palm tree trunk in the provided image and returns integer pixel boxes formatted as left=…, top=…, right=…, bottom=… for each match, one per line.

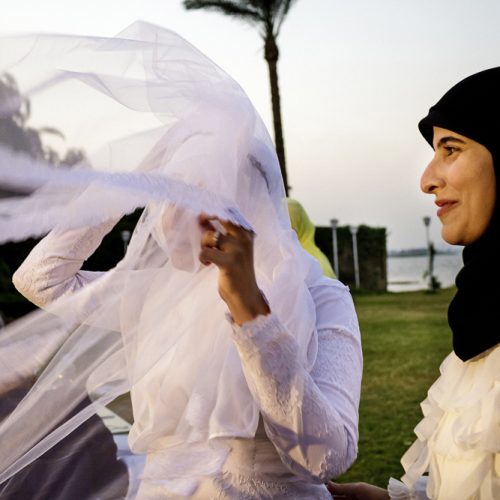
left=265, top=35, right=289, bottom=195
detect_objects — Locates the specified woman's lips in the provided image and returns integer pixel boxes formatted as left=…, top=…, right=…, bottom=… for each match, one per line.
left=436, top=200, right=457, bottom=217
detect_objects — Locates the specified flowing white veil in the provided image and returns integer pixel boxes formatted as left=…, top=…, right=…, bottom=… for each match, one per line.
left=0, top=22, right=322, bottom=497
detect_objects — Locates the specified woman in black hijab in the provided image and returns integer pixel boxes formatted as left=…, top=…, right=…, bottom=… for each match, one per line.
left=329, top=68, right=500, bottom=499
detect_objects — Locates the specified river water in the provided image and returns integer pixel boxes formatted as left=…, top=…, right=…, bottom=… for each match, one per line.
left=387, top=253, right=463, bottom=292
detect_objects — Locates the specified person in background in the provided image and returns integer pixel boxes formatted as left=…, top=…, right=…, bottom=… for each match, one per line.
left=328, top=68, right=500, bottom=499
left=287, top=198, right=336, bottom=278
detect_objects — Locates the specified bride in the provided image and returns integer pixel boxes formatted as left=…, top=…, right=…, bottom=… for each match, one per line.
left=0, top=22, right=362, bottom=498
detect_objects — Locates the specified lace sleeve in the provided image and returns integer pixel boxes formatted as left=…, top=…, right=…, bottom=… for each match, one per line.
left=12, top=220, right=117, bottom=307
left=230, top=280, right=362, bottom=482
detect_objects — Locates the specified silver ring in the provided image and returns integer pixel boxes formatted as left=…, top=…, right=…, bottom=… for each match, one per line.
left=212, top=230, right=221, bottom=249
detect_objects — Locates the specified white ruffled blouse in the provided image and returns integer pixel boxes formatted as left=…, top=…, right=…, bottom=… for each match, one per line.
left=389, top=344, right=500, bottom=500
left=13, top=222, right=363, bottom=498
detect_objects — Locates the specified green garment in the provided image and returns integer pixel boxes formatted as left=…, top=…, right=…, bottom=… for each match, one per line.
left=287, top=198, right=336, bottom=279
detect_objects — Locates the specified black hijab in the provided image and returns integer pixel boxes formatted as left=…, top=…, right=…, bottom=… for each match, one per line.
left=419, top=67, right=500, bottom=361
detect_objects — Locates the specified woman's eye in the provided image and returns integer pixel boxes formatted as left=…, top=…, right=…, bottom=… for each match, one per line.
left=445, top=146, right=458, bottom=155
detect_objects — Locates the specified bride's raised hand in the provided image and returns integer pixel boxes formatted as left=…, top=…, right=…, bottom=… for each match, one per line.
left=199, top=214, right=270, bottom=325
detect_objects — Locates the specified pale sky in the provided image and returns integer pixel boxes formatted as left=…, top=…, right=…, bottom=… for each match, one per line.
left=2, top=0, right=500, bottom=249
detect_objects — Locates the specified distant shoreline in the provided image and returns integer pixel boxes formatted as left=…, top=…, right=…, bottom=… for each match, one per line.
left=388, top=248, right=461, bottom=258
left=387, top=252, right=462, bottom=292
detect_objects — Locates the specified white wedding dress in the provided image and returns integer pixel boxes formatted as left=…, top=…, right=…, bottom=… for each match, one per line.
left=0, top=22, right=363, bottom=498
left=13, top=221, right=363, bottom=498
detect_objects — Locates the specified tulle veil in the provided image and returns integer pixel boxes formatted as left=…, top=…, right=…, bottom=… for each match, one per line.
left=0, top=22, right=322, bottom=497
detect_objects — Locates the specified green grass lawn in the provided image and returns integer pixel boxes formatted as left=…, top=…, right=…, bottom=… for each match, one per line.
left=337, top=287, right=455, bottom=487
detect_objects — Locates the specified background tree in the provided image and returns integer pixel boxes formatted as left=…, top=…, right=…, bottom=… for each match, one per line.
left=183, top=0, right=298, bottom=195
left=0, top=74, right=91, bottom=323
left=0, top=73, right=86, bottom=170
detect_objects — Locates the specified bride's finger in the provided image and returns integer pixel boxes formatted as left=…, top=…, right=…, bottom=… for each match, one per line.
left=198, top=213, right=217, bottom=229
left=199, top=246, right=229, bottom=268
left=198, top=214, right=231, bottom=238
left=201, top=229, right=224, bottom=249
left=201, top=215, right=253, bottom=241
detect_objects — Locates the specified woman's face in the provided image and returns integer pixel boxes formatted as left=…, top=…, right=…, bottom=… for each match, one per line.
left=420, top=126, right=496, bottom=246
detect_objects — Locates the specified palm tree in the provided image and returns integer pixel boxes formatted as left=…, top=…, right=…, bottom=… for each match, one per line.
left=0, top=73, right=86, bottom=169
left=183, top=0, right=298, bottom=195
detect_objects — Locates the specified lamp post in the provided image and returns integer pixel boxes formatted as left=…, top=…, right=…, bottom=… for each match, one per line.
left=330, top=218, right=339, bottom=278
left=120, top=230, right=131, bottom=255
left=350, top=225, right=360, bottom=289
left=423, top=216, right=433, bottom=291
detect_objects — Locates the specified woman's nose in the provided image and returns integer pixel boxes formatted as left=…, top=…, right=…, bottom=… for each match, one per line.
left=420, top=156, right=444, bottom=194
